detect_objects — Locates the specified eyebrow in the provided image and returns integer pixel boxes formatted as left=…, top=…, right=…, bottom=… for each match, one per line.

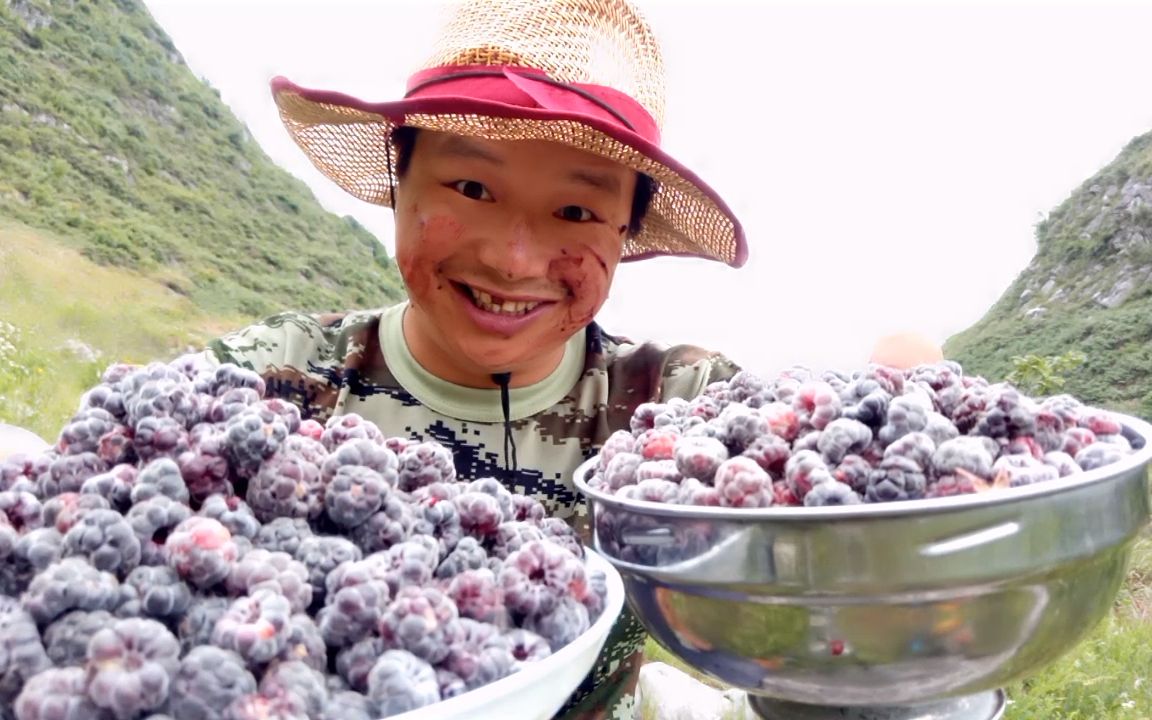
left=567, top=169, right=621, bottom=196
left=436, top=135, right=505, bottom=164
left=436, top=135, right=622, bottom=196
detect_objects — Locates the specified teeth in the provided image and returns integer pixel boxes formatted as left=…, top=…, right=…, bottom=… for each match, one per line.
left=469, top=287, right=541, bottom=315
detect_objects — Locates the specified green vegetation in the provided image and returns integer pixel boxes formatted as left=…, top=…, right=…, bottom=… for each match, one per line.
left=1007, top=351, right=1088, bottom=397
left=945, top=129, right=1152, bottom=419
left=0, top=219, right=235, bottom=440
left=0, top=0, right=405, bottom=320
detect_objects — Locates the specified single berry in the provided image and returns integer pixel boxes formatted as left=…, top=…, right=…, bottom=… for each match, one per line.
left=14, top=667, right=111, bottom=720
left=22, top=557, right=122, bottom=625
left=85, top=617, right=181, bottom=719
left=126, top=496, right=192, bottom=567
left=673, top=435, right=728, bottom=482
left=226, top=549, right=313, bottom=614
left=1043, top=451, right=1080, bottom=478
left=166, top=516, right=239, bottom=590
left=225, top=406, right=290, bottom=479
left=322, top=465, right=387, bottom=529
left=675, top=477, right=722, bottom=506
left=635, top=428, right=680, bottom=461
left=246, top=446, right=324, bottom=523
left=524, top=596, right=591, bottom=652
left=120, top=565, right=193, bottom=620
left=42, top=609, right=113, bottom=668
left=259, top=660, right=328, bottom=718
left=793, top=381, right=842, bottom=431
left=177, top=596, right=231, bottom=655
left=378, top=585, right=460, bottom=664
left=168, top=645, right=258, bottom=720
left=132, top=416, right=191, bottom=464
left=441, top=618, right=516, bottom=689
left=505, top=628, right=553, bottom=668
left=350, top=496, right=416, bottom=554
left=366, top=650, right=441, bottom=716
left=0, top=598, right=52, bottom=702
left=397, top=441, right=456, bottom=492
left=336, top=636, right=388, bottom=692
left=179, top=425, right=234, bottom=507
left=784, top=450, right=833, bottom=501
left=294, top=535, right=362, bottom=607
left=866, top=456, right=927, bottom=502
left=1076, top=443, right=1127, bottom=472
left=803, top=480, right=863, bottom=507
left=57, top=408, right=119, bottom=456
left=211, top=588, right=293, bottom=665
left=132, top=457, right=190, bottom=505
left=817, top=418, right=873, bottom=465
left=61, top=508, right=141, bottom=578
left=446, top=567, right=508, bottom=627
left=597, top=430, right=637, bottom=471
left=499, top=540, right=587, bottom=618
left=209, top=364, right=267, bottom=398
left=198, top=494, right=261, bottom=539
left=320, top=413, right=386, bottom=451
left=42, top=492, right=111, bottom=534
left=254, top=517, right=314, bottom=556
left=80, top=465, right=138, bottom=511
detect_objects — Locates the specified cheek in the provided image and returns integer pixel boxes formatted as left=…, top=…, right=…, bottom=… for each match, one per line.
left=548, top=245, right=614, bottom=331
left=397, top=213, right=464, bottom=299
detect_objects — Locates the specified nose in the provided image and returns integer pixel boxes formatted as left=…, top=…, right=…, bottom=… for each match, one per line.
left=475, top=215, right=552, bottom=282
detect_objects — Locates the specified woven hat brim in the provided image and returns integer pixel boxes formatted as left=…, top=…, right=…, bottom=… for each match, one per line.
left=271, top=77, right=748, bottom=268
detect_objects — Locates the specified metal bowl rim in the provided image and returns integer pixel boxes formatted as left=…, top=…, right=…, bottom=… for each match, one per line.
left=574, top=411, right=1152, bottom=522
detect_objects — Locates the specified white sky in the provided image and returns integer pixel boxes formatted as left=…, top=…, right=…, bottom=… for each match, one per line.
left=143, top=0, right=1152, bottom=377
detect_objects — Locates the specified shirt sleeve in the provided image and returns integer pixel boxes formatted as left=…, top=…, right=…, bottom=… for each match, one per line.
left=200, top=311, right=351, bottom=422
left=657, top=344, right=743, bottom=403
left=204, top=311, right=331, bottom=373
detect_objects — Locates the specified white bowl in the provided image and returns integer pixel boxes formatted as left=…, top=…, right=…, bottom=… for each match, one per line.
left=391, top=547, right=626, bottom=720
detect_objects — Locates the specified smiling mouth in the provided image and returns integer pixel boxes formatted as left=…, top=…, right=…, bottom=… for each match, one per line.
left=454, top=283, right=549, bottom=316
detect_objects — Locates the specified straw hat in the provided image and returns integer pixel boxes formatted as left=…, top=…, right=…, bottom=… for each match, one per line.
left=270, top=0, right=748, bottom=268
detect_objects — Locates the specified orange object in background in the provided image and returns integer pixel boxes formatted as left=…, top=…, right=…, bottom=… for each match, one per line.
left=869, top=332, right=944, bottom=370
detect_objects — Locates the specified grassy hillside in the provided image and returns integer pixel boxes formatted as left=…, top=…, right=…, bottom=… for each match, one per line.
left=0, top=217, right=239, bottom=440
left=0, top=0, right=405, bottom=319
left=945, top=130, right=1152, bottom=419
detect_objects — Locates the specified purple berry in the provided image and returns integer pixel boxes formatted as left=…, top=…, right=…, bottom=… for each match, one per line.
left=803, top=480, right=863, bottom=507
left=366, top=650, right=440, bottom=716
left=14, top=667, right=110, bottom=720
left=211, top=589, right=293, bottom=665
left=866, top=456, right=927, bottom=502
left=168, top=646, right=258, bottom=720
left=85, top=617, right=181, bottom=719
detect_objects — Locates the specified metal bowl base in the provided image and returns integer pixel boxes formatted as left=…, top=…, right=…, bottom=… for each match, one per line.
left=746, top=688, right=1006, bottom=720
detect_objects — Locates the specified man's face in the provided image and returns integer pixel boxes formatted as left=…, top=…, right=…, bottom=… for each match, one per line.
left=393, top=131, right=636, bottom=383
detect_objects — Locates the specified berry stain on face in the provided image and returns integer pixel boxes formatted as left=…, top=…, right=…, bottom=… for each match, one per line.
left=397, top=212, right=465, bottom=301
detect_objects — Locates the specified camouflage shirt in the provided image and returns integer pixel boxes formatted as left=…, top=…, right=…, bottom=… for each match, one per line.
left=204, top=301, right=740, bottom=718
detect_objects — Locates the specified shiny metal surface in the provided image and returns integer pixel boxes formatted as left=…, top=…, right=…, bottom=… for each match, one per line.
left=575, top=414, right=1152, bottom=707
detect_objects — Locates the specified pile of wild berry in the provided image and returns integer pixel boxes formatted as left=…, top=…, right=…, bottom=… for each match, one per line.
left=0, top=357, right=605, bottom=720
left=585, top=362, right=1139, bottom=508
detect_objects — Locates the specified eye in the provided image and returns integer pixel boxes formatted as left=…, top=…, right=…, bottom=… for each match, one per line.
left=451, top=180, right=493, bottom=201
left=557, top=205, right=596, bottom=223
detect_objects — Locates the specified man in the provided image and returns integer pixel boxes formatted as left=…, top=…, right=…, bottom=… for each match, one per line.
left=206, top=0, right=935, bottom=716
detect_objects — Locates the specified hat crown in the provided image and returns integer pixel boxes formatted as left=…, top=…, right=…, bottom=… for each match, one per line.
left=417, top=0, right=666, bottom=130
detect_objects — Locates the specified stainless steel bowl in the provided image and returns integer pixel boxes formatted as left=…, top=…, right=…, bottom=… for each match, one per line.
left=575, top=414, right=1152, bottom=708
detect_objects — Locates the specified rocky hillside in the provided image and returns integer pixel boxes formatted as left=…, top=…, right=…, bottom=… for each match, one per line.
left=0, top=0, right=405, bottom=318
left=946, top=130, right=1152, bottom=418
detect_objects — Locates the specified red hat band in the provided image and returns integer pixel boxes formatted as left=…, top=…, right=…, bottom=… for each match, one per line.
left=403, top=65, right=661, bottom=145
